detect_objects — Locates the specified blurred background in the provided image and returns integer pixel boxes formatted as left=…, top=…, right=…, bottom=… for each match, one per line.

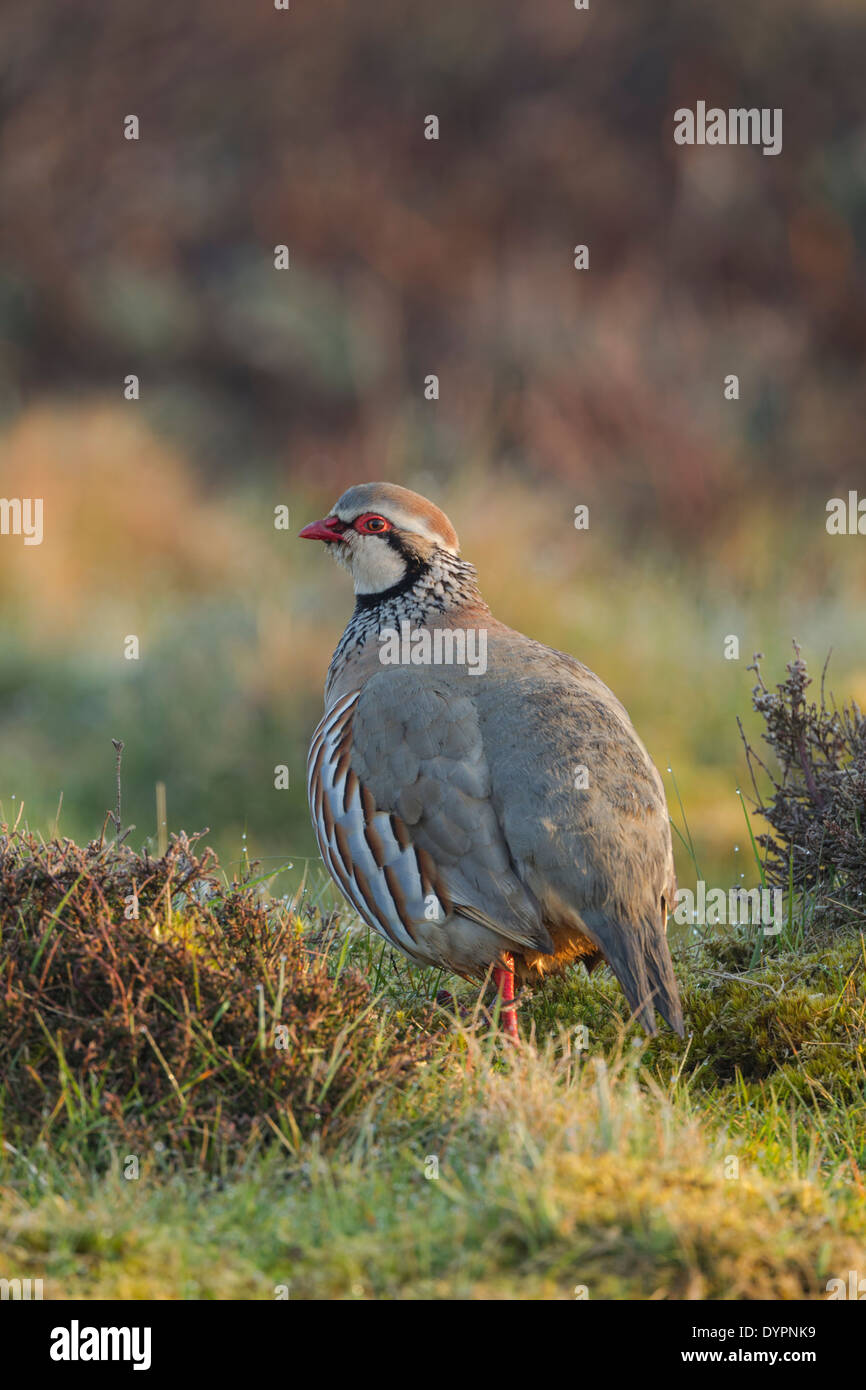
left=0, top=0, right=864, bottom=896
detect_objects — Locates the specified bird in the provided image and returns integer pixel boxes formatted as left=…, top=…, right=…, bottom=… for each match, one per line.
left=300, top=482, right=684, bottom=1040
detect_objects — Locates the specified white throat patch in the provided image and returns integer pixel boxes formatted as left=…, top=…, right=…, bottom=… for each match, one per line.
left=347, top=536, right=408, bottom=595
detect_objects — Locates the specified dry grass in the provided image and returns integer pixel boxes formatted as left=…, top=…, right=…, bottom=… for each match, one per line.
left=2, top=1028, right=864, bottom=1300
left=1, top=827, right=865, bottom=1298
left=0, top=827, right=431, bottom=1169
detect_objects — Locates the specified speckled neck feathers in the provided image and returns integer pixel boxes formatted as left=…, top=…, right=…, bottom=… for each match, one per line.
left=325, top=548, right=488, bottom=702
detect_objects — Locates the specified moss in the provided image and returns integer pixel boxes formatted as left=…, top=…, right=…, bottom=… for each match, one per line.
left=524, top=925, right=866, bottom=1110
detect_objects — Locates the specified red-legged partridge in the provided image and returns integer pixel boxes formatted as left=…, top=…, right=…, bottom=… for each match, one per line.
left=300, top=483, right=684, bottom=1038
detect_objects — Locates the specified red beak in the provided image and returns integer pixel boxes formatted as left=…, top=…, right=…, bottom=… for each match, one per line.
left=298, top=516, right=346, bottom=544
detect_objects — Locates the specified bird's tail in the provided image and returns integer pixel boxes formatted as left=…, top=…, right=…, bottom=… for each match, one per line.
left=583, top=911, right=684, bottom=1037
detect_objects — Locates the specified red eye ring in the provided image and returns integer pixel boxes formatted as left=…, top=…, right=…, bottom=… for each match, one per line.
left=354, top=513, right=390, bottom=534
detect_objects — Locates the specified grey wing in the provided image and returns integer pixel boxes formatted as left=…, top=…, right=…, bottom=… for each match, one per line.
left=476, top=655, right=682, bottom=1034
left=308, top=671, right=553, bottom=972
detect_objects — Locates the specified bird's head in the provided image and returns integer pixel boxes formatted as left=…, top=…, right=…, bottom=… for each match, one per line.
left=299, top=482, right=460, bottom=599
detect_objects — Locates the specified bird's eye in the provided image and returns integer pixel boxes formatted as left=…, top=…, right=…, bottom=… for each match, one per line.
left=358, top=515, right=389, bottom=534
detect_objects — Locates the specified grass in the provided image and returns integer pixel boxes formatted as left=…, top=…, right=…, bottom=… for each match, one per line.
left=4, top=1044, right=863, bottom=1301
left=1, top=825, right=865, bottom=1300
left=0, top=829, right=433, bottom=1170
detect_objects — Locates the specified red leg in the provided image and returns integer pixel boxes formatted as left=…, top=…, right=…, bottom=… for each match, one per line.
left=493, top=953, right=519, bottom=1040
